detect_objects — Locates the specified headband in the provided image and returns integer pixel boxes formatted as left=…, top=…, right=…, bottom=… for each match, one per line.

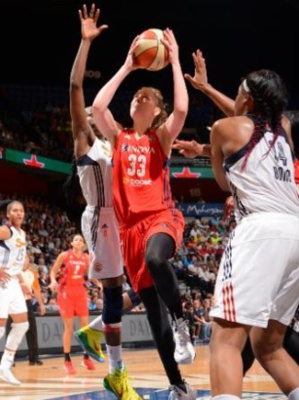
left=242, top=79, right=250, bottom=93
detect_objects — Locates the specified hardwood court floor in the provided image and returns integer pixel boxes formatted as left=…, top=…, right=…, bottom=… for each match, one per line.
left=0, top=345, right=283, bottom=400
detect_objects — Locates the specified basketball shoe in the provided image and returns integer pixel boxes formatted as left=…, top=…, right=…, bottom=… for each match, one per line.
left=173, top=318, right=196, bottom=364
left=0, top=366, right=21, bottom=385
left=103, top=366, right=142, bottom=400
left=81, top=357, right=96, bottom=370
left=168, top=381, right=197, bottom=399
left=74, top=326, right=105, bottom=362
left=64, top=361, right=76, bottom=375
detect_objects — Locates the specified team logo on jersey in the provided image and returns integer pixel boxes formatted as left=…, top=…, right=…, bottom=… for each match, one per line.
left=94, top=262, right=103, bottom=272
left=16, top=238, right=26, bottom=248
left=101, top=223, right=108, bottom=237
left=121, top=144, right=129, bottom=152
left=129, top=179, right=152, bottom=186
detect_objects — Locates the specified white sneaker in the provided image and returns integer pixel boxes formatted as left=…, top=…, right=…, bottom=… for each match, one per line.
left=173, top=318, right=196, bottom=364
left=0, top=366, right=21, bottom=385
left=168, top=381, right=197, bottom=399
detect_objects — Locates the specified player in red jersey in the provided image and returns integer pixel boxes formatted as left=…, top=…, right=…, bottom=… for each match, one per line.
left=66, top=5, right=142, bottom=398
left=49, top=234, right=96, bottom=374
left=92, top=29, right=197, bottom=399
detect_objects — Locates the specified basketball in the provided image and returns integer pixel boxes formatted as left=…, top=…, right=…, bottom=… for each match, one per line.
left=133, top=28, right=169, bottom=71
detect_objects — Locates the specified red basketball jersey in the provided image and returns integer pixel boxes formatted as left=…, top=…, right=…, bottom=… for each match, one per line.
left=112, top=129, right=175, bottom=228
left=59, top=250, right=88, bottom=288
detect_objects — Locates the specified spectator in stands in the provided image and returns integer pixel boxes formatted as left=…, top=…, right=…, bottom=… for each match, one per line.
left=44, top=295, right=60, bottom=313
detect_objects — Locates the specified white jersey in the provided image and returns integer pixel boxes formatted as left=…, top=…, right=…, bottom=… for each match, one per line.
left=77, top=138, right=123, bottom=279
left=77, top=138, right=113, bottom=208
left=0, top=226, right=26, bottom=276
left=225, top=129, right=299, bottom=222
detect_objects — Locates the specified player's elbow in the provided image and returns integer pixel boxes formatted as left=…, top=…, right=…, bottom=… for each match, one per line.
left=69, top=79, right=81, bottom=92
left=92, top=99, right=106, bottom=114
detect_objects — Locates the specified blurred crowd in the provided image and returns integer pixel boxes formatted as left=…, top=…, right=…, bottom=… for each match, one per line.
left=0, top=84, right=223, bottom=163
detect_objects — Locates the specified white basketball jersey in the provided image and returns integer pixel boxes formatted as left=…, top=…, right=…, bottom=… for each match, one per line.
left=0, top=226, right=26, bottom=276
left=77, top=138, right=113, bottom=208
left=225, top=129, right=299, bottom=222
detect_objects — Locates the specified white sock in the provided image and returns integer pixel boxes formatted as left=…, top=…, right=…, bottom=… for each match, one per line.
left=1, top=349, right=15, bottom=369
left=106, top=344, right=123, bottom=373
left=6, top=322, right=29, bottom=349
left=89, top=315, right=103, bottom=331
left=1, top=322, right=29, bottom=368
left=213, top=396, right=241, bottom=400
left=289, top=388, right=299, bottom=400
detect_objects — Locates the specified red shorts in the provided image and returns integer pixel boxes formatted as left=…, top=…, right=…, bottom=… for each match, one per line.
left=120, top=208, right=184, bottom=294
left=57, top=285, right=89, bottom=318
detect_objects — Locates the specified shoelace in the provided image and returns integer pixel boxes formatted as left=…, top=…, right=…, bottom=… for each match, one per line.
left=118, top=378, right=132, bottom=394
left=119, top=371, right=138, bottom=395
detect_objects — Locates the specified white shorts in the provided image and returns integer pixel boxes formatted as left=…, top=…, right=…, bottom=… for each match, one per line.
left=81, top=206, right=123, bottom=280
left=210, top=212, right=299, bottom=328
left=0, top=277, right=27, bottom=318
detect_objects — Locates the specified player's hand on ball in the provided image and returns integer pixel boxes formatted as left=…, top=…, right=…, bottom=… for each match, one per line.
left=124, top=36, right=143, bottom=71
left=132, top=28, right=169, bottom=71
left=161, top=28, right=179, bottom=66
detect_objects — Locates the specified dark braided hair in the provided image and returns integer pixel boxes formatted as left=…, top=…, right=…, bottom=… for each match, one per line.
left=241, top=69, right=289, bottom=171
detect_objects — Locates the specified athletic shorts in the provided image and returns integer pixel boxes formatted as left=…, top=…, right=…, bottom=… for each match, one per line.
left=57, top=285, right=89, bottom=318
left=210, top=212, right=299, bottom=328
left=120, top=208, right=184, bottom=294
left=0, top=277, right=27, bottom=318
left=81, top=206, right=123, bottom=279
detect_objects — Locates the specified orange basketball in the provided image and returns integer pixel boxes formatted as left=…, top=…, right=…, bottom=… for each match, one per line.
left=133, top=28, right=169, bottom=71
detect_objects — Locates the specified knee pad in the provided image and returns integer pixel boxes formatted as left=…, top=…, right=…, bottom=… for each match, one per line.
left=6, top=321, right=29, bottom=350
left=102, top=286, right=123, bottom=325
